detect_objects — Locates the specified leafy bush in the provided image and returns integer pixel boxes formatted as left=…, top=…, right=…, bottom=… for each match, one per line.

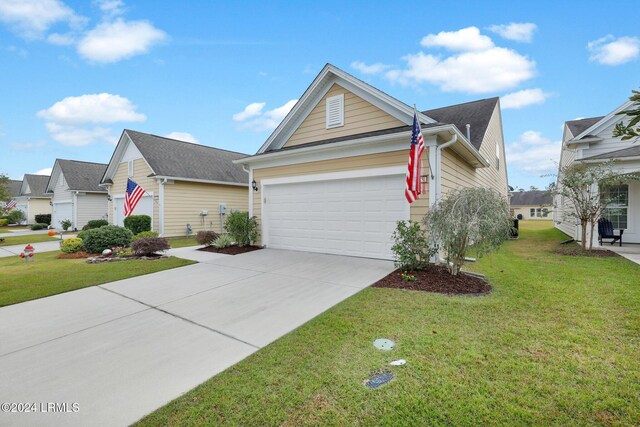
left=132, top=231, right=159, bottom=241
left=7, top=209, right=26, bottom=225
left=196, top=230, right=219, bottom=246
left=77, top=230, right=86, bottom=240
left=0, top=218, right=7, bottom=227
left=61, top=219, right=72, bottom=231
left=425, top=187, right=512, bottom=276
left=60, top=238, right=83, bottom=254
left=124, top=215, right=151, bottom=235
left=212, top=234, right=233, bottom=248
left=35, top=214, right=51, bottom=225
left=391, top=220, right=436, bottom=271
left=30, top=223, right=48, bottom=230
left=82, top=219, right=109, bottom=230
left=81, top=225, right=133, bottom=254
left=131, top=237, right=170, bottom=256
left=224, top=211, right=258, bottom=247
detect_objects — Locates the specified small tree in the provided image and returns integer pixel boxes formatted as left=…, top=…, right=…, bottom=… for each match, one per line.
left=0, top=174, right=9, bottom=204
left=425, top=187, right=512, bottom=276
left=613, top=89, right=640, bottom=142
left=7, top=209, right=26, bottom=225
left=548, top=161, right=633, bottom=250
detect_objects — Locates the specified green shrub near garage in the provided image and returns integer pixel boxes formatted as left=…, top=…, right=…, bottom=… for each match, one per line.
left=30, top=223, right=49, bottom=231
left=132, top=231, right=159, bottom=241
left=0, top=218, right=8, bottom=227
left=83, top=219, right=109, bottom=230
left=60, top=238, right=83, bottom=254
left=35, top=214, right=51, bottom=225
left=82, top=225, right=133, bottom=253
left=124, top=215, right=151, bottom=235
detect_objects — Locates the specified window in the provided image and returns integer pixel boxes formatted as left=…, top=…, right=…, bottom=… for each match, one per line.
left=603, top=184, right=629, bottom=229
left=326, top=94, right=344, bottom=128
left=530, top=208, right=535, bottom=217
left=127, top=161, right=134, bottom=177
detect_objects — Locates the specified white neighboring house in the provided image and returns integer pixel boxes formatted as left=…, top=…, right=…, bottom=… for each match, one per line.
left=554, top=100, right=640, bottom=244
left=45, top=159, right=109, bottom=230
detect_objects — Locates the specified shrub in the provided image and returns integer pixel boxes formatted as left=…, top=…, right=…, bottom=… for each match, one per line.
left=35, top=214, right=51, bottom=225
left=131, top=237, right=170, bottom=256
left=0, top=218, right=7, bottom=227
left=124, top=215, right=151, bottom=235
left=196, top=230, right=219, bottom=246
left=425, top=187, right=512, bottom=276
left=82, top=225, right=133, bottom=254
left=77, top=230, right=86, bottom=240
left=60, top=238, right=83, bottom=254
left=132, top=231, right=159, bottom=241
left=391, top=220, right=436, bottom=271
left=212, top=234, right=233, bottom=248
left=61, top=219, right=72, bottom=231
left=30, top=223, right=48, bottom=230
left=224, top=211, right=258, bottom=247
left=82, top=219, right=109, bottom=230
left=7, top=209, right=26, bottom=225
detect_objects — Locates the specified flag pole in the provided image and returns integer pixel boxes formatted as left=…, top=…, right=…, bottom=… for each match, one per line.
left=414, top=104, right=434, bottom=180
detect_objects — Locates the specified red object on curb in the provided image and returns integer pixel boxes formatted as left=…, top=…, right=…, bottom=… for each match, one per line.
left=20, top=252, right=25, bottom=258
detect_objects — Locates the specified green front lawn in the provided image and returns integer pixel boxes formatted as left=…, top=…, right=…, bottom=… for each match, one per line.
left=166, top=236, right=202, bottom=248
left=0, top=226, right=29, bottom=233
left=138, top=221, right=640, bottom=426
left=0, top=251, right=195, bottom=307
left=0, top=234, right=59, bottom=246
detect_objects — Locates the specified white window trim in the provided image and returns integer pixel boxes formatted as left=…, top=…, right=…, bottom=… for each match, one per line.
left=325, top=93, right=344, bottom=129
left=604, top=183, right=630, bottom=231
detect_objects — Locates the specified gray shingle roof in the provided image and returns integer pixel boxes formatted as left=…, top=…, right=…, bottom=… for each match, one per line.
left=423, top=97, right=499, bottom=150
left=566, top=116, right=604, bottom=138
left=583, top=144, right=640, bottom=161
left=510, top=190, right=552, bottom=206
left=125, top=130, right=248, bottom=184
left=22, top=174, right=51, bottom=197
left=58, top=160, right=108, bottom=192
left=5, top=179, right=22, bottom=197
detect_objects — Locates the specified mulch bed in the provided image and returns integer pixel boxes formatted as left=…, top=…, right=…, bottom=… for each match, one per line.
left=372, top=264, right=491, bottom=295
left=198, top=245, right=262, bottom=255
left=57, top=251, right=100, bottom=259
left=553, top=245, right=619, bottom=257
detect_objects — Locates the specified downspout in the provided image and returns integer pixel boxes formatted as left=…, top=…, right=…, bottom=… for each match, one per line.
left=435, top=134, right=457, bottom=204
left=72, top=191, right=78, bottom=230
left=158, top=178, right=167, bottom=237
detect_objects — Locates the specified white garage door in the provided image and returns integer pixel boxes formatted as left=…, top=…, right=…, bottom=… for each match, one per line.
left=52, top=202, right=72, bottom=229
left=113, top=195, right=153, bottom=228
left=263, top=174, right=408, bottom=259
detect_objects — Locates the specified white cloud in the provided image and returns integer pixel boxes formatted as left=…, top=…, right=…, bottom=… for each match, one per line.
left=77, top=18, right=167, bottom=63
left=32, top=167, right=53, bottom=176
left=165, top=132, right=198, bottom=144
left=501, top=88, right=551, bottom=109
left=38, top=93, right=146, bottom=146
left=233, top=99, right=298, bottom=132
left=351, top=61, right=391, bottom=74
left=0, top=0, right=85, bottom=39
left=386, top=47, right=535, bottom=93
left=420, top=27, right=494, bottom=51
left=97, top=0, right=125, bottom=17
left=47, top=32, right=76, bottom=45
left=588, top=35, right=640, bottom=66
left=506, top=131, right=560, bottom=174
left=37, top=93, right=146, bottom=124
left=10, top=141, right=46, bottom=150
left=488, top=23, right=537, bottom=42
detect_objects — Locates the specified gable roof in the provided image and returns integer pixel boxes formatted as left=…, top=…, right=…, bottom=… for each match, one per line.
left=21, top=174, right=51, bottom=197
left=510, top=190, right=552, bottom=206
left=565, top=116, right=604, bottom=139
left=582, top=144, right=640, bottom=161
left=112, top=130, right=249, bottom=185
left=5, top=179, right=22, bottom=197
left=423, top=97, right=499, bottom=151
left=57, top=159, right=108, bottom=192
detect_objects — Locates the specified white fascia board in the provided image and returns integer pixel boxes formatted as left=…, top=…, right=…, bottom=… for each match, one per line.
left=45, top=161, right=62, bottom=193
left=580, top=156, right=640, bottom=164
left=101, top=131, right=156, bottom=184
left=260, top=166, right=406, bottom=186
left=573, top=100, right=634, bottom=141
left=151, top=175, right=248, bottom=187
left=446, top=127, right=490, bottom=168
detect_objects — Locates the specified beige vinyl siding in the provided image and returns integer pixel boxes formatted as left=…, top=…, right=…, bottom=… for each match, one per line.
left=76, top=194, right=108, bottom=228
left=441, top=103, right=508, bottom=198
left=27, top=198, right=52, bottom=224
left=162, top=181, right=248, bottom=237
left=252, top=150, right=430, bottom=245
left=109, top=158, right=159, bottom=231
left=284, top=84, right=405, bottom=148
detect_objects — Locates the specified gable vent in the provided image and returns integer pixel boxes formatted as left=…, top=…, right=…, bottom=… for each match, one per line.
left=326, top=94, right=344, bottom=129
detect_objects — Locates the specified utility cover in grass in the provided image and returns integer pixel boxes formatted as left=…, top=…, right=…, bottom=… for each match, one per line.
left=365, top=371, right=394, bottom=389
left=373, top=338, right=395, bottom=350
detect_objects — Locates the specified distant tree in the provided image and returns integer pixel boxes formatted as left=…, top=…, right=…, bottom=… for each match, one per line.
left=613, top=89, right=640, bottom=142
left=0, top=173, right=9, bottom=202
left=529, top=185, right=539, bottom=191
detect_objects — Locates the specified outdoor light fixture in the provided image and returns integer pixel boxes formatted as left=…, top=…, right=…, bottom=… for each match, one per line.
left=107, top=195, right=113, bottom=201
left=251, top=180, right=259, bottom=192
left=420, top=175, right=429, bottom=186
left=49, top=200, right=52, bottom=206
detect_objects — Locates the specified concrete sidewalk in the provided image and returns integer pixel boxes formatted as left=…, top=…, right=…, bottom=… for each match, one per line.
left=0, top=240, right=64, bottom=258
left=0, top=248, right=395, bottom=426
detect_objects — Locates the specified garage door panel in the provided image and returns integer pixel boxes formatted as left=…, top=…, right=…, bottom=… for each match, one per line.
left=264, top=174, right=408, bottom=259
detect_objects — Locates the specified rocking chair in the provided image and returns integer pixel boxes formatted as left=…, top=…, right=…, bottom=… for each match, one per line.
left=597, top=218, right=623, bottom=247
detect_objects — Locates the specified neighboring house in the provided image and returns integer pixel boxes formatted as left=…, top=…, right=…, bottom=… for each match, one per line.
left=45, top=159, right=109, bottom=230
left=100, top=130, right=248, bottom=237
left=554, top=100, right=640, bottom=244
left=510, top=190, right=553, bottom=220
left=13, top=174, right=52, bottom=224
left=235, top=64, right=509, bottom=259
left=1, top=179, right=23, bottom=218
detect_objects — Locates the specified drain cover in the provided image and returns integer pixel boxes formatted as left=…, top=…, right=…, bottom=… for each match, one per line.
left=365, top=371, right=394, bottom=389
left=373, top=338, right=395, bottom=351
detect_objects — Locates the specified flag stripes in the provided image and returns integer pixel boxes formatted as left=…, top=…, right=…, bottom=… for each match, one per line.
left=405, top=109, right=425, bottom=204
left=124, top=178, right=145, bottom=217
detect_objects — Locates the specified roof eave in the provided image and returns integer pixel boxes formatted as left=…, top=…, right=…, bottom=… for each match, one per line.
left=150, top=175, right=248, bottom=187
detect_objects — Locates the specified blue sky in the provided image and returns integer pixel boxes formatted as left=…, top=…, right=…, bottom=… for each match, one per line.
left=1, top=0, right=639, bottom=190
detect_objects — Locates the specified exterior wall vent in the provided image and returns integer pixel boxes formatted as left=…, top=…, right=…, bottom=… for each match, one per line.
left=326, top=94, right=344, bottom=129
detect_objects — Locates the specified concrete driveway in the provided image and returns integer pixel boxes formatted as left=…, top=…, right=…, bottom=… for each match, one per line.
left=0, top=248, right=394, bottom=426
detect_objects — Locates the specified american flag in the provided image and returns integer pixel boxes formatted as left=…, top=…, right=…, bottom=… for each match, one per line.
left=405, top=109, right=425, bottom=204
left=6, top=199, right=17, bottom=210
left=124, top=178, right=145, bottom=217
